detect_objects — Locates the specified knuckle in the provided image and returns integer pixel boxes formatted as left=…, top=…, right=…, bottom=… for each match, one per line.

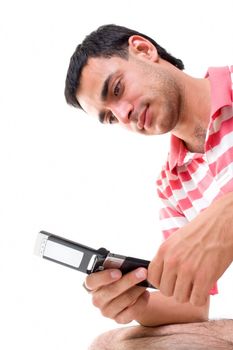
left=101, top=307, right=112, bottom=319
left=92, top=293, right=102, bottom=308
left=166, top=255, right=179, bottom=269
left=88, top=270, right=112, bottom=290
left=158, top=241, right=167, bottom=256
left=115, top=313, right=130, bottom=325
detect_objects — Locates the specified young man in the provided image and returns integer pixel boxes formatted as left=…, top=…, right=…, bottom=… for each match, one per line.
left=65, top=24, right=233, bottom=334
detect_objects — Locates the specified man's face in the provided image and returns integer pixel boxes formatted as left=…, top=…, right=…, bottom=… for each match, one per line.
left=77, top=39, right=182, bottom=136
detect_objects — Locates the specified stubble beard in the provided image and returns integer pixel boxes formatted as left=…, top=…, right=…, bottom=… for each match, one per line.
left=132, top=59, right=182, bottom=136
left=150, top=73, right=182, bottom=135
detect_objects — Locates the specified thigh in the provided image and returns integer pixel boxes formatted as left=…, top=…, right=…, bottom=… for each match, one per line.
left=88, top=321, right=233, bottom=350
left=88, top=325, right=162, bottom=350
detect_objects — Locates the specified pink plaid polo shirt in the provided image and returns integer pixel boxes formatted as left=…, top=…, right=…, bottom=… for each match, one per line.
left=156, top=66, right=233, bottom=295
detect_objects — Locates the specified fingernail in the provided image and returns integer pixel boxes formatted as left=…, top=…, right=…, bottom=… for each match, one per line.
left=110, top=270, right=121, bottom=279
left=135, top=268, right=146, bottom=279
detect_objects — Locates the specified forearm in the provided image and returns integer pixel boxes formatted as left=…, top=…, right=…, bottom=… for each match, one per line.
left=136, top=291, right=209, bottom=327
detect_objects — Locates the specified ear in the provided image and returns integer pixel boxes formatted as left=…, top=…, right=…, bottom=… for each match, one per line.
left=128, top=35, right=159, bottom=62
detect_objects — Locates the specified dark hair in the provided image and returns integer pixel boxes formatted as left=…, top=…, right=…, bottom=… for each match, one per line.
left=64, top=24, right=184, bottom=109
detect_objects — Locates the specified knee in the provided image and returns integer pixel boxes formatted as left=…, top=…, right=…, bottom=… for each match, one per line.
left=88, top=328, right=128, bottom=350
left=88, top=330, right=112, bottom=350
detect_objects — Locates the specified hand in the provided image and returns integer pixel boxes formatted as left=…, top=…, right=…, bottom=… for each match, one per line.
left=85, top=268, right=150, bottom=324
left=148, top=193, right=233, bottom=306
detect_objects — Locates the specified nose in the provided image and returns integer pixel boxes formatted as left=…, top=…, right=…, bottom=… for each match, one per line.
left=110, top=100, right=133, bottom=124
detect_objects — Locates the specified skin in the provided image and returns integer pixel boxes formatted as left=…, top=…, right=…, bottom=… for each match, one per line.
left=77, top=36, right=211, bottom=151
left=89, top=320, right=233, bottom=350
left=77, top=36, right=233, bottom=325
left=150, top=192, right=233, bottom=306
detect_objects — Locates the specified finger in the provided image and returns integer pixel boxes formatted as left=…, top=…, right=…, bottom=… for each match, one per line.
left=85, top=269, right=122, bottom=291
left=104, top=267, right=148, bottom=299
left=115, top=291, right=150, bottom=324
left=92, top=268, right=147, bottom=308
left=159, top=268, right=177, bottom=297
left=190, top=278, right=210, bottom=306
left=148, top=257, right=164, bottom=288
left=173, top=273, right=193, bottom=303
left=101, top=286, right=146, bottom=320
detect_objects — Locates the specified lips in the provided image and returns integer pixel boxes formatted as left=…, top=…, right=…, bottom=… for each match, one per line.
left=138, top=106, right=151, bottom=130
left=137, top=107, right=146, bottom=130
left=144, top=106, right=152, bottom=130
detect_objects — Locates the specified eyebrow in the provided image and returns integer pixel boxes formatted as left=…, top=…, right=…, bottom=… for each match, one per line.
left=101, top=73, right=114, bottom=102
left=98, top=111, right=105, bottom=124
left=98, top=73, right=115, bottom=124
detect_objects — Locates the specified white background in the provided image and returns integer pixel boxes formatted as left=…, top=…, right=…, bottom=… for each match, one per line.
left=1, top=0, right=233, bottom=349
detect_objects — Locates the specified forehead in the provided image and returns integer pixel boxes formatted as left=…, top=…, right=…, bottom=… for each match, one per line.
left=83, top=55, right=125, bottom=77
left=76, top=56, right=127, bottom=115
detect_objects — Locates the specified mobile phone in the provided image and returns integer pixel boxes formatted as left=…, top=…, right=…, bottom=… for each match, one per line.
left=34, top=230, right=155, bottom=289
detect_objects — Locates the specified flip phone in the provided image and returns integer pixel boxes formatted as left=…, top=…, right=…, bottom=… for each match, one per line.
left=34, top=230, right=155, bottom=289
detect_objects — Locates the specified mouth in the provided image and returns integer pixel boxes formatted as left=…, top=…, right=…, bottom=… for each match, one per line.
left=137, top=105, right=151, bottom=131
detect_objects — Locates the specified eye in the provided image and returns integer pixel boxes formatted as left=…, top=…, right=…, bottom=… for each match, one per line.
left=108, top=113, right=118, bottom=124
left=113, top=81, right=121, bottom=97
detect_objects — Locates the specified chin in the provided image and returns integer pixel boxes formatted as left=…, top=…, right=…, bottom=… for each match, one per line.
left=155, top=121, right=176, bottom=135
left=147, top=125, right=169, bottom=136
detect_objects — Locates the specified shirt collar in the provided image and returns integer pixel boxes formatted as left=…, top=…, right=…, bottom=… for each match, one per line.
left=168, top=66, right=232, bottom=172
left=168, top=134, right=186, bottom=171
left=206, top=66, right=232, bottom=118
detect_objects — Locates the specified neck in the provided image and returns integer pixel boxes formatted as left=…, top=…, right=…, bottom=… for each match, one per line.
left=172, top=74, right=211, bottom=153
